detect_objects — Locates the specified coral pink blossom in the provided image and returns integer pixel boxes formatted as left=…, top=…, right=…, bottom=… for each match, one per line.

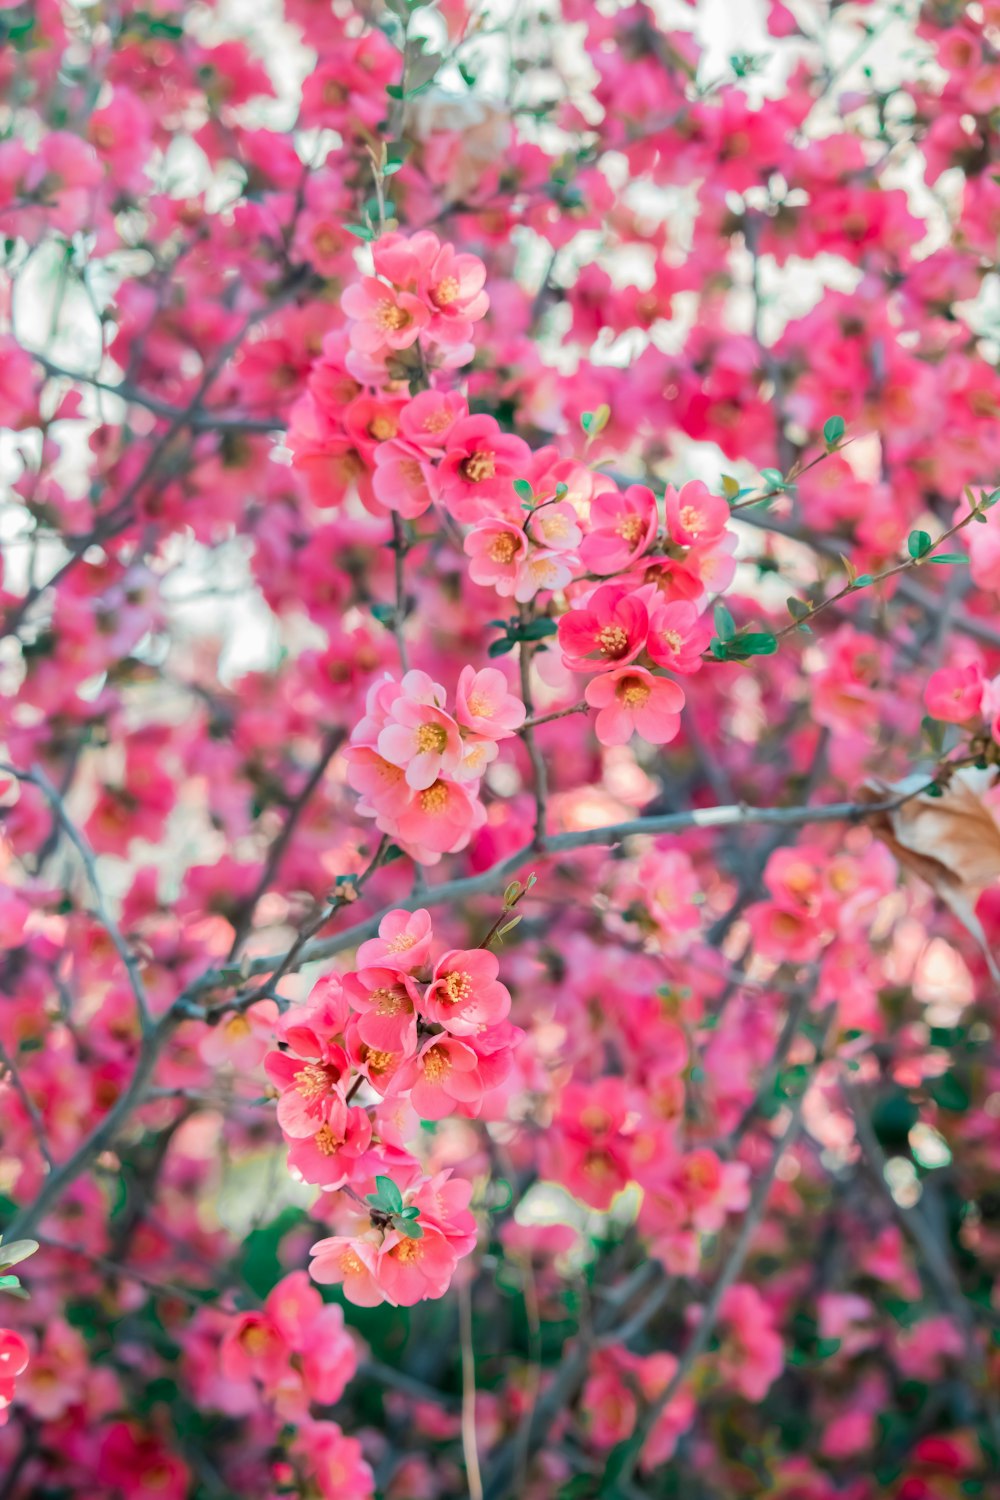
left=585, top=666, right=685, bottom=745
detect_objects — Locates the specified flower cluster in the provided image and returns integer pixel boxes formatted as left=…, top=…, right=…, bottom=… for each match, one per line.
left=264, top=908, right=518, bottom=1306
left=345, top=668, right=525, bottom=863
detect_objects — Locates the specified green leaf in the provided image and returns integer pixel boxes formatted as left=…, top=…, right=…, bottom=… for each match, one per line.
left=512, top=479, right=534, bottom=502
left=0, top=1276, right=29, bottom=1300
left=397, top=1205, right=421, bottom=1220
left=0, top=1239, right=38, bottom=1271
left=721, top=474, right=741, bottom=500
left=929, top=553, right=968, bottom=565
left=852, top=573, right=873, bottom=589
left=730, top=631, right=778, bottom=658
left=370, top=603, right=395, bottom=625
left=518, top=617, right=558, bottom=641
left=907, top=530, right=932, bottom=560
left=345, top=224, right=374, bottom=241
left=714, top=603, right=736, bottom=642
left=929, top=1073, right=970, bottom=1113
left=580, top=403, right=610, bottom=437
left=760, top=467, right=785, bottom=490
left=395, top=1218, right=424, bottom=1239
left=710, top=637, right=729, bottom=661
left=374, top=1175, right=403, bottom=1213
left=488, top=638, right=515, bottom=657
left=386, top=83, right=405, bottom=99
left=823, top=414, right=846, bottom=446
left=786, top=597, right=811, bottom=622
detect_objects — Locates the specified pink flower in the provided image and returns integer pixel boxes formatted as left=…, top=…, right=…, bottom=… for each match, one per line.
left=422, top=947, right=512, bottom=1035
left=925, top=663, right=984, bottom=722
left=286, top=1098, right=374, bottom=1187
left=435, top=415, right=532, bottom=521
left=398, top=389, right=468, bottom=452
left=585, top=666, right=685, bottom=746
left=0, top=1328, right=29, bottom=1425
left=377, top=1225, right=459, bottom=1305
left=664, top=480, right=730, bottom=547
left=398, top=1035, right=485, bottom=1119
left=464, top=520, right=529, bottom=595
left=372, top=442, right=435, bottom=518
left=309, top=1234, right=384, bottom=1306
left=393, top=778, right=482, bottom=856
left=294, top=1419, right=375, bottom=1500
left=422, top=240, right=489, bottom=333
left=341, top=277, right=430, bottom=355
left=344, top=967, right=420, bottom=1053
left=558, top=583, right=649, bottom=671
left=646, top=600, right=713, bottom=674
left=377, top=696, right=463, bottom=791
left=356, top=907, right=434, bottom=972
left=527, top=500, right=584, bottom=552
left=512, top=547, right=575, bottom=603
left=455, top=665, right=525, bottom=737
left=716, top=1283, right=784, bottom=1401
left=580, top=484, right=659, bottom=574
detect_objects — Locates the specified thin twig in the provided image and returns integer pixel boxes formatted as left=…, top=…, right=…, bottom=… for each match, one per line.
left=459, top=1277, right=485, bottom=1500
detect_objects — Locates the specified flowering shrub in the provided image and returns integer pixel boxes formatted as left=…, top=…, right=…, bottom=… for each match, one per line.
left=4, top=1, right=1000, bottom=1497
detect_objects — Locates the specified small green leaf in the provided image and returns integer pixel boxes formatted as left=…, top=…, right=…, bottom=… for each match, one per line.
left=852, top=574, right=873, bottom=589
left=374, top=1175, right=403, bottom=1213
left=929, top=553, right=968, bottom=565
left=714, top=603, right=736, bottom=642
left=710, top=637, right=729, bottom=661
left=397, top=1205, right=421, bottom=1220
left=0, top=1239, right=38, bottom=1271
left=345, top=224, right=374, bottom=241
left=823, top=414, right=846, bottom=446
left=395, top=1219, right=424, bottom=1239
left=512, top=479, right=534, bottom=503
left=721, top=474, right=741, bottom=500
left=0, top=1276, right=29, bottom=1301
left=370, top=603, right=395, bottom=625
left=386, top=83, right=405, bottom=99
left=580, top=403, right=610, bottom=437
left=760, top=467, right=785, bottom=490
left=907, top=530, right=932, bottom=560
left=730, top=631, right=778, bottom=658
left=518, top=617, right=558, bottom=641
left=786, top=597, right=811, bottom=622
left=488, top=638, right=515, bottom=657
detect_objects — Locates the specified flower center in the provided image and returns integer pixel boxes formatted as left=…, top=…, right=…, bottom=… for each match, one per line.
left=294, top=1061, right=339, bottom=1100
left=422, top=1045, right=451, bottom=1082
left=225, top=1015, right=251, bottom=1038
left=369, top=415, right=397, bottom=441
left=616, top=515, right=644, bottom=544
left=461, top=451, right=496, bottom=483
left=314, top=1123, right=341, bottom=1156
left=679, top=504, right=702, bottom=534
left=466, top=693, right=493, bottom=718
left=423, top=408, right=452, bottom=433
left=420, top=782, right=449, bottom=814
left=597, top=623, right=629, bottom=656
left=386, top=932, right=416, bottom=953
left=659, top=629, right=682, bottom=653
left=393, top=1238, right=422, bottom=1263
left=340, top=1250, right=364, bottom=1275
left=432, top=275, right=461, bottom=306
left=441, top=969, right=472, bottom=1004
left=375, top=300, right=411, bottom=332
left=364, top=1047, right=395, bottom=1074
left=618, top=677, right=651, bottom=708
left=416, top=722, right=448, bottom=754
left=372, top=986, right=407, bottom=1016
left=488, top=532, right=517, bottom=563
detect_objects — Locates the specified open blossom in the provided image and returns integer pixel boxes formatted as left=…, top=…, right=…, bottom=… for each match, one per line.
left=455, top=666, right=525, bottom=737
left=925, top=663, right=984, bottom=722
left=464, top=519, right=529, bottom=594
left=378, top=698, right=463, bottom=790
left=664, top=480, right=731, bottom=547
left=646, top=599, right=713, bottom=673
left=422, top=948, right=512, bottom=1035
left=434, top=414, right=532, bottom=520
left=344, top=967, right=420, bottom=1053
left=558, top=582, right=649, bottom=670
left=356, top=907, right=434, bottom=972
left=585, top=666, right=685, bottom=745
left=579, top=483, right=659, bottom=574
left=341, top=276, right=430, bottom=355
